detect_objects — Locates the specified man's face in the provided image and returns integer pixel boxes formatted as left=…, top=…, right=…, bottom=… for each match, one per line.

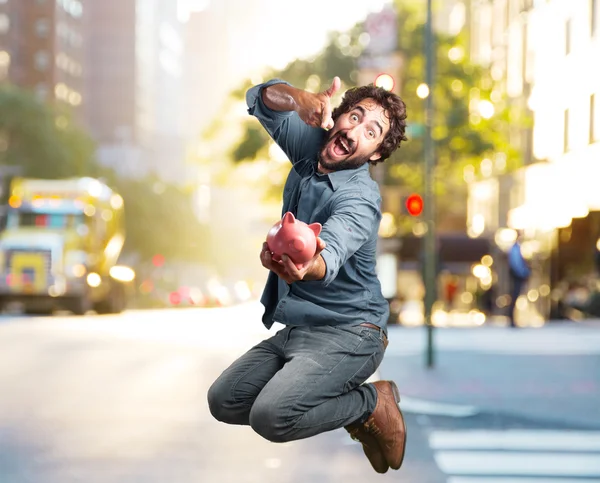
left=318, top=98, right=391, bottom=172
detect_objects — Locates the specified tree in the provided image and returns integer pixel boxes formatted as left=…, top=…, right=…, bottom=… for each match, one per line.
left=385, top=2, right=525, bottom=231
left=229, top=25, right=367, bottom=165
left=223, top=6, right=525, bottom=233
left=0, top=85, right=209, bottom=264
left=91, top=169, right=211, bottom=264
left=0, top=86, right=95, bottom=180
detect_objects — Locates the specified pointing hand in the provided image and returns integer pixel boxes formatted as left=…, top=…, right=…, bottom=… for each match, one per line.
left=296, top=76, right=341, bottom=130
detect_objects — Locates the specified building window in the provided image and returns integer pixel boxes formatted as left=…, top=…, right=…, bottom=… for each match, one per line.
left=0, top=13, right=9, bottom=35
left=34, top=50, right=50, bottom=71
left=59, top=0, right=83, bottom=18
left=564, top=109, right=570, bottom=152
left=592, top=94, right=598, bottom=143
left=592, top=0, right=598, bottom=37
left=35, top=19, right=50, bottom=38
left=565, top=19, right=572, bottom=55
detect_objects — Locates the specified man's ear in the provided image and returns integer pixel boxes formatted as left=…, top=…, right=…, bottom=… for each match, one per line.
left=369, top=151, right=382, bottom=162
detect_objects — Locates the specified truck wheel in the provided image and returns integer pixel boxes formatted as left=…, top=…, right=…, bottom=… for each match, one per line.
left=23, top=307, right=53, bottom=316
left=95, top=283, right=125, bottom=314
left=69, top=296, right=92, bottom=316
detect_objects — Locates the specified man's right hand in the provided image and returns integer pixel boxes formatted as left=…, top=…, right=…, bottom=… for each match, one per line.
left=295, top=77, right=341, bottom=130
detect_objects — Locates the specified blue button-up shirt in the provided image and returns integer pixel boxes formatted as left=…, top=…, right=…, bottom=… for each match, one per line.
left=247, top=79, right=390, bottom=330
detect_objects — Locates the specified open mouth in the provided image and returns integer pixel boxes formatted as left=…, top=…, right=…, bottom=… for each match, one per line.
left=331, top=135, right=352, bottom=157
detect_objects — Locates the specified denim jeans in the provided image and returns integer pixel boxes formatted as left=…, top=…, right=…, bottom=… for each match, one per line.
left=207, top=324, right=386, bottom=443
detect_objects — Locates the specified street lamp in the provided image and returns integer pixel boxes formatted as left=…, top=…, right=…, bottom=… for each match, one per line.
left=423, top=0, right=436, bottom=369
left=417, top=83, right=430, bottom=99
left=374, top=73, right=395, bottom=91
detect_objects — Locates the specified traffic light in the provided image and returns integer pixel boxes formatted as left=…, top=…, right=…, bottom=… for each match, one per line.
left=152, top=254, right=165, bottom=267
left=374, top=73, right=395, bottom=92
left=405, top=193, right=424, bottom=216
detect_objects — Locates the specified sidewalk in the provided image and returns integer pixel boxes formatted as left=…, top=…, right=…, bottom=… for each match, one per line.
left=380, top=323, right=600, bottom=429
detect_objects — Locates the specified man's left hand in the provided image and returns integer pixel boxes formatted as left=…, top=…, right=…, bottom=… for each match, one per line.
left=260, top=238, right=327, bottom=284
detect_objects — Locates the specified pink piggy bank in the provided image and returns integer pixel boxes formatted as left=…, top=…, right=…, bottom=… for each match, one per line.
left=267, top=212, right=322, bottom=266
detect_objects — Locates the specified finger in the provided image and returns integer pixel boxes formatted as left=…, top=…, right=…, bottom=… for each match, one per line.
left=324, top=76, right=341, bottom=98
left=260, top=248, right=273, bottom=268
left=281, top=254, right=301, bottom=278
left=310, top=114, right=322, bottom=128
left=315, top=237, right=327, bottom=254
left=272, top=262, right=293, bottom=284
left=321, top=100, right=332, bottom=130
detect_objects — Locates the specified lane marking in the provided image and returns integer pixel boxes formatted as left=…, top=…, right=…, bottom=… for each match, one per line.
left=435, top=451, right=600, bottom=477
left=430, top=430, right=600, bottom=452
left=448, top=478, right=600, bottom=483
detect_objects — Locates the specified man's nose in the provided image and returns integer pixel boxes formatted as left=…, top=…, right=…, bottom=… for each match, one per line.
left=346, top=124, right=360, bottom=142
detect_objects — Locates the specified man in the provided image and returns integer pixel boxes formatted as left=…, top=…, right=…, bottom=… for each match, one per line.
left=507, top=232, right=531, bottom=327
left=207, top=76, right=408, bottom=474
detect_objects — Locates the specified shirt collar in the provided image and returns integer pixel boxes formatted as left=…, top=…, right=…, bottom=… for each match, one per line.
left=318, top=162, right=370, bottom=191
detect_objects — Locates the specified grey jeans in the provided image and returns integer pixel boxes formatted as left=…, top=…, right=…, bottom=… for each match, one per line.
left=207, top=324, right=386, bottom=443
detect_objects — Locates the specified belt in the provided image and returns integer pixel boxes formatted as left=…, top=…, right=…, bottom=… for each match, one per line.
left=360, top=323, right=389, bottom=349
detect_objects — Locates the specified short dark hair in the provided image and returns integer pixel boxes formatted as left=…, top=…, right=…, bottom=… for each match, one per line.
left=332, top=84, right=408, bottom=164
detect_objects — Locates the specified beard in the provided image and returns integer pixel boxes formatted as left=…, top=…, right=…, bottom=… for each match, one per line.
left=318, top=131, right=372, bottom=172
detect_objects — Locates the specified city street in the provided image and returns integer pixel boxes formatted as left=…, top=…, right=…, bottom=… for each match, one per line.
left=1, top=303, right=599, bottom=482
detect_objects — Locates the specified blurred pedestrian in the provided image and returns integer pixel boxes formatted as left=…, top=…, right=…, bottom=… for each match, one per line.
left=208, top=76, right=408, bottom=473
left=507, top=232, right=531, bottom=327
left=444, top=274, right=459, bottom=310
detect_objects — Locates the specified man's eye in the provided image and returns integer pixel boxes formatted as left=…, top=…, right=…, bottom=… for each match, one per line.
left=368, top=130, right=375, bottom=138
left=351, top=114, right=358, bottom=121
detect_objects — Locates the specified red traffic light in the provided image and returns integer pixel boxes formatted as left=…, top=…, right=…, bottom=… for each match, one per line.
left=152, top=254, right=165, bottom=267
left=406, top=194, right=424, bottom=216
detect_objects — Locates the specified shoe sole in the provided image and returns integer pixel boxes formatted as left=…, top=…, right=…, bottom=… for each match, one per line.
left=389, top=381, right=407, bottom=470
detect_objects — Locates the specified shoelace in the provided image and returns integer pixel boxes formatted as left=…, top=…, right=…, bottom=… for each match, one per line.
left=364, top=420, right=382, bottom=436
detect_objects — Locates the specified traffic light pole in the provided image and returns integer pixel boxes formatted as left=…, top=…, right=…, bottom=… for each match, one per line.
left=424, top=0, right=436, bottom=368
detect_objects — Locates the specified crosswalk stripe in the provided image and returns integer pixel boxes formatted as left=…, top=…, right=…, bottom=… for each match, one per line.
left=401, top=397, right=479, bottom=417
left=448, top=478, right=600, bottom=483
left=430, top=430, right=600, bottom=452
left=434, top=451, right=600, bottom=477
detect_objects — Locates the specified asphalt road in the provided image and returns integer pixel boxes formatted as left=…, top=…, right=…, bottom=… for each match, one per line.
left=0, top=303, right=599, bottom=483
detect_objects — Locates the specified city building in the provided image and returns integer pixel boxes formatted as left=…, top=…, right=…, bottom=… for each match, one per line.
left=0, top=0, right=85, bottom=116
left=84, top=0, right=187, bottom=183
left=467, top=0, right=600, bottom=321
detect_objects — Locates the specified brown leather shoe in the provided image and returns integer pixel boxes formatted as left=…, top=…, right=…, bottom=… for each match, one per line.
left=346, top=380, right=407, bottom=472
left=345, top=420, right=389, bottom=474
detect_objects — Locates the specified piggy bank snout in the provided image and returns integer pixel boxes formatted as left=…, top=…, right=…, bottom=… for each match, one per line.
left=291, top=238, right=306, bottom=252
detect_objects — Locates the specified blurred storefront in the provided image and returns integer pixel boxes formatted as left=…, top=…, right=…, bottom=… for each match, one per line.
left=464, top=0, right=600, bottom=322
left=468, top=157, right=600, bottom=322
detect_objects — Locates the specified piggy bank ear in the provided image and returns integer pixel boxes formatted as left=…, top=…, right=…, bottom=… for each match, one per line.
left=282, top=212, right=296, bottom=225
left=308, top=223, right=322, bottom=237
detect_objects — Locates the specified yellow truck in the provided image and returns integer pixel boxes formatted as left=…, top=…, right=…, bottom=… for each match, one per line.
left=0, top=177, right=134, bottom=315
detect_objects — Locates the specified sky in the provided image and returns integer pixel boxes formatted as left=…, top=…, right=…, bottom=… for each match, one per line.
left=179, top=0, right=392, bottom=71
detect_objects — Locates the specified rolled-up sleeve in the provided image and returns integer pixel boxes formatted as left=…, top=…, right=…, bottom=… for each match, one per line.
left=319, top=192, right=381, bottom=286
left=246, top=79, right=324, bottom=166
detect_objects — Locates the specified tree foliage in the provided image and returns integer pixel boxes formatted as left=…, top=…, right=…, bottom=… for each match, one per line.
left=224, top=6, right=526, bottom=231
left=0, top=86, right=95, bottom=179
left=229, top=24, right=367, bottom=165
left=102, top=173, right=210, bottom=263
left=0, top=85, right=209, bottom=264
left=387, top=2, right=525, bottom=227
